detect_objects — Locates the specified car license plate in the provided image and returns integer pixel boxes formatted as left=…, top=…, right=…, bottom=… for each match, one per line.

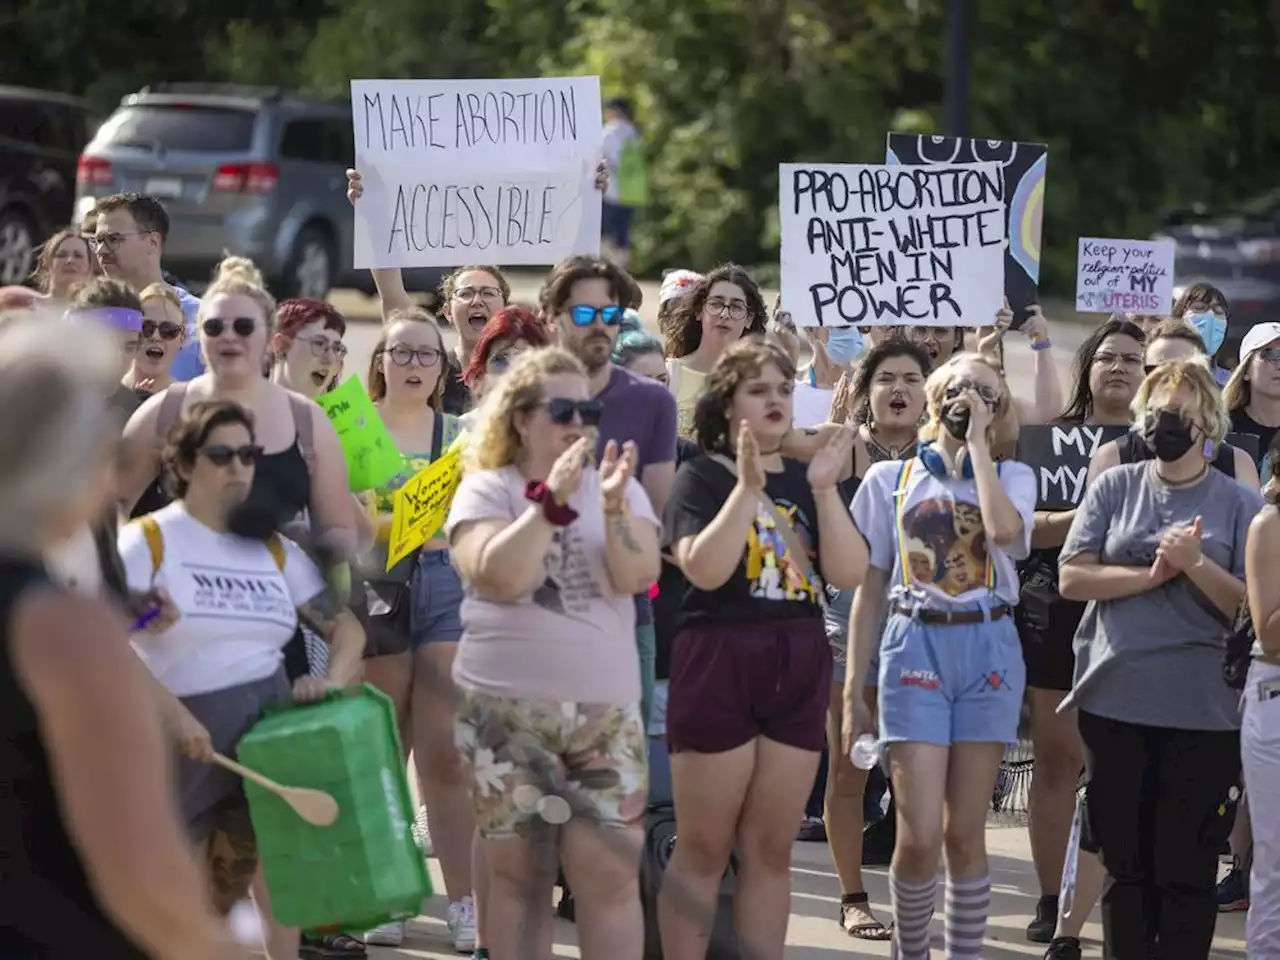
left=144, top=176, right=183, bottom=199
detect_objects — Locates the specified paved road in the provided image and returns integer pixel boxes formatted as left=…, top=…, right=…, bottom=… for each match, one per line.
left=319, top=279, right=1249, bottom=958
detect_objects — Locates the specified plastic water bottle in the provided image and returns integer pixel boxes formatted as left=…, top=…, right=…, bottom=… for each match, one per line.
left=849, top=734, right=880, bottom=771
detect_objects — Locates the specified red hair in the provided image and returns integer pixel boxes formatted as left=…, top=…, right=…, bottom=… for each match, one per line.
left=274, top=298, right=347, bottom=342
left=462, top=306, right=550, bottom=384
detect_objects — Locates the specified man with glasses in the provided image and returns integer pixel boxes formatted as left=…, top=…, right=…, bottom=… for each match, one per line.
left=89, top=193, right=204, bottom=381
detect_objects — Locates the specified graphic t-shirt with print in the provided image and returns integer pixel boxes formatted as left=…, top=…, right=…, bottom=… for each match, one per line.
left=851, top=456, right=1037, bottom=609
left=118, top=503, right=326, bottom=697
left=445, top=466, right=659, bottom=705
left=663, top=455, right=824, bottom=628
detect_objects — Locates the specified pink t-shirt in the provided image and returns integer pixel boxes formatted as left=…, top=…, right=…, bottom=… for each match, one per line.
left=445, top=465, right=658, bottom=705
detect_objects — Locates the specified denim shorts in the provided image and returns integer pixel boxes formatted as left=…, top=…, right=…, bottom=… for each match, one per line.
left=409, top=549, right=464, bottom=649
left=877, top=605, right=1025, bottom=747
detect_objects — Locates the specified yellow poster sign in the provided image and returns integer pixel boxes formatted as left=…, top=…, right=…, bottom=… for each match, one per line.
left=386, top=442, right=465, bottom=571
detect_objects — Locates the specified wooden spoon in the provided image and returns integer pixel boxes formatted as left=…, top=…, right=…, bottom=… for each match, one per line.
left=212, top=752, right=339, bottom=827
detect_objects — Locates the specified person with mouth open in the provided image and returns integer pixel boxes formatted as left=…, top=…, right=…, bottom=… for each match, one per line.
left=267, top=297, right=348, bottom=398
left=123, top=283, right=188, bottom=398
left=661, top=264, right=770, bottom=440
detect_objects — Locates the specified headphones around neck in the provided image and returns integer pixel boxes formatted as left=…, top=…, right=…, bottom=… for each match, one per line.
left=916, top=441, right=974, bottom=480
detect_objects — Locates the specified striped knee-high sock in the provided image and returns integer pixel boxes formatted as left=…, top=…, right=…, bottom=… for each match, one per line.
left=889, top=871, right=935, bottom=960
left=944, top=873, right=990, bottom=958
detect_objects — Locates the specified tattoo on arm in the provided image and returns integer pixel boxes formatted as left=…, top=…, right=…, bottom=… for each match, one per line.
left=610, top=514, right=642, bottom=554
left=298, top=588, right=343, bottom=635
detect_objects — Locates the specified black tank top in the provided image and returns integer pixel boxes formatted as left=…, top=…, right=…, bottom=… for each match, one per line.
left=0, top=559, right=147, bottom=958
left=1115, top=429, right=1236, bottom=478
left=1230, top=408, right=1278, bottom=470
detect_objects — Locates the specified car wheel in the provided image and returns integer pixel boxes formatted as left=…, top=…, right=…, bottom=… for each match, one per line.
left=0, top=209, right=37, bottom=286
left=285, top=226, right=334, bottom=301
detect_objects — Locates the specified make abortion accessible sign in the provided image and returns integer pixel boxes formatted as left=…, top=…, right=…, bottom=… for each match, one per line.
left=1075, top=238, right=1175, bottom=315
left=779, top=163, right=1005, bottom=327
left=351, top=77, right=603, bottom=269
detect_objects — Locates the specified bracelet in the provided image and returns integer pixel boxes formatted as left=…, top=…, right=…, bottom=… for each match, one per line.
left=525, top=481, right=579, bottom=526
left=1030, top=338, right=1053, bottom=351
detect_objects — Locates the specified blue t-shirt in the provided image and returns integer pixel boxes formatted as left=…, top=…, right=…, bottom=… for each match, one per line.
left=168, top=287, right=204, bottom=382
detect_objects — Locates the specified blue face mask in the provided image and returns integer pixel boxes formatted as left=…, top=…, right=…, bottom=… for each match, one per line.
left=824, top=326, right=866, bottom=367
left=1187, top=311, right=1227, bottom=356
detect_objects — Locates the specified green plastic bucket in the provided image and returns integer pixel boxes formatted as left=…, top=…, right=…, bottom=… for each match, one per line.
left=236, top=684, right=432, bottom=930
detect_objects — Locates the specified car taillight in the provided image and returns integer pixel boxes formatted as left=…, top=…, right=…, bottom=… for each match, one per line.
left=76, top=154, right=113, bottom=186
left=1239, top=239, right=1280, bottom=263
left=212, top=162, right=279, bottom=195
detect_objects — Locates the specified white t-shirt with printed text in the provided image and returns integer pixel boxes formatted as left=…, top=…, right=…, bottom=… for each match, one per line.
left=118, top=503, right=326, bottom=697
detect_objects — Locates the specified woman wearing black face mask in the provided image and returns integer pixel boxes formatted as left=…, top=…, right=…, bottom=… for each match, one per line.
left=1058, top=361, right=1262, bottom=959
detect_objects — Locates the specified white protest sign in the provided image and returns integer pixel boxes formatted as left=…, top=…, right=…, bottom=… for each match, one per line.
left=1075, top=238, right=1175, bottom=315
left=351, top=77, right=603, bottom=269
left=779, top=162, right=1005, bottom=327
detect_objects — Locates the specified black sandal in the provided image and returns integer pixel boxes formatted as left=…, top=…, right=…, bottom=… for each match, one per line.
left=299, top=933, right=368, bottom=958
left=840, top=893, right=893, bottom=941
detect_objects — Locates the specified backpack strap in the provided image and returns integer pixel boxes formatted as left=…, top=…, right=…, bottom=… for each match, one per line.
left=154, top=383, right=189, bottom=446
left=287, top=394, right=316, bottom=475
left=266, top=535, right=287, bottom=573
left=430, top=410, right=444, bottom=461
left=136, top=515, right=164, bottom=578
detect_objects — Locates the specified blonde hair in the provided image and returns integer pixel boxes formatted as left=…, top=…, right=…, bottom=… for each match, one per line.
left=139, top=281, right=183, bottom=312
left=466, top=347, right=588, bottom=472
left=198, top=255, right=277, bottom=331
left=1133, top=360, right=1230, bottom=444
left=918, top=351, right=1012, bottom=445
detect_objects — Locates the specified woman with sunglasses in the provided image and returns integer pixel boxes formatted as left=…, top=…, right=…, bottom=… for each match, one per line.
left=118, top=255, right=357, bottom=562
left=447, top=346, right=660, bottom=960
left=122, top=283, right=187, bottom=397
left=659, top=339, right=865, bottom=960
left=1224, top=321, right=1280, bottom=478
left=119, top=400, right=364, bottom=960
left=661, top=264, right=770, bottom=439
left=30, top=227, right=96, bottom=305
left=360, top=307, right=474, bottom=951
left=843, top=351, right=1036, bottom=960
left=1058, top=360, right=1261, bottom=959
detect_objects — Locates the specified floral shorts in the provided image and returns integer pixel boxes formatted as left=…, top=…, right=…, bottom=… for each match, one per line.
left=455, top=686, right=649, bottom=839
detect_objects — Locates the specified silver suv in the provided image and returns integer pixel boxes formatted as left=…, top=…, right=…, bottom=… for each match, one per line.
left=76, top=83, right=443, bottom=301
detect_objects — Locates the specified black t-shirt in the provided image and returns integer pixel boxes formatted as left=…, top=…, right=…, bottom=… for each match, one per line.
left=654, top=438, right=701, bottom=679
left=663, top=454, right=824, bottom=628
left=441, top=353, right=472, bottom=416
left=1231, top=408, right=1278, bottom=472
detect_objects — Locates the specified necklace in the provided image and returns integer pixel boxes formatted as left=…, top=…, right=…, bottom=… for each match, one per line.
left=864, top=427, right=915, bottom=463
left=1153, top=461, right=1209, bottom=489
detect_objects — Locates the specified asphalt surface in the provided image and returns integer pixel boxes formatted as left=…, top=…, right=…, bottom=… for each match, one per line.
left=318, top=277, right=1248, bottom=958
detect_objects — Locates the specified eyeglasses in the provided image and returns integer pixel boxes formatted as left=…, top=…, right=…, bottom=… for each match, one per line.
left=1093, top=351, right=1143, bottom=368
left=705, top=298, right=748, bottom=321
left=199, top=443, right=262, bottom=467
left=202, top=317, right=256, bottom=338
left=1256, top=346, right=1280, bottom=364
left=302, top=336, right=348, bottom=360
left=488, top=352, right=514, bottom=372
left=90, top=231, right=148, bottom=251
left=907, top=326, right=955, bottom=343
left=569, top=304, right=623, bottom=327
left=142, top=320, right=184, bottom=341
left=385, top=344, right=443, bottom=367
left=945, top=379, right=1000, bottom=405
left=538, top=397, right=603, bottom=427
left=453, top=285, right=503, bottom=303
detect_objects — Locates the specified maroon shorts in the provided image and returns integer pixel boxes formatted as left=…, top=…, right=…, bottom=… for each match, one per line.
left=667, top=618, right=831, bottom=755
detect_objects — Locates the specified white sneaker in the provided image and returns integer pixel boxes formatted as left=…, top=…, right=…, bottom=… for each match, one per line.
left=448, top=897, right=477, bottom=953
left=412, top=804, right=434, bottom=856
left=365, top=920, right=406, bottom=946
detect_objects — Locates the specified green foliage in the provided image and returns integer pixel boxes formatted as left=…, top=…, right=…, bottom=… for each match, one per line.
left=3, top=0, right=1278, bottom=292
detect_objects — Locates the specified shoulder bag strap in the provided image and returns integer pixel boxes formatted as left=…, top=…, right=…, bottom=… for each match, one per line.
left=266, top=535, right=287, bottom=573
left=136, top=515, right=164, bottom=578
left=430, top=410, right=444, bottom=461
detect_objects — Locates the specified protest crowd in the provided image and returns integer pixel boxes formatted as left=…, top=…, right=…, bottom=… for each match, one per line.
left=1, top=80, right=1277, bottom=960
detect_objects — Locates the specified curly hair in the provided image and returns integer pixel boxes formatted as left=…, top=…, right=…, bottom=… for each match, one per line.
left=537, top=255, right=636, bottom=322
left=367, top=307, right=448, bottom=407
left=918, top=352, right=1012, bottom=446
left=848, top=338, right=932, bottom=425
left=31, top=228, right=96, bottom=292
left=161, top=400, right=256, bottom=499
left=198, top=255, right=277, bottom=333
left=693, top=338, right=797, bottom=454
left=440, top=265, right=512, bottom=305
left=663, top=264, right=769, bottom=360
left=467, top=347, right=588, bottom=473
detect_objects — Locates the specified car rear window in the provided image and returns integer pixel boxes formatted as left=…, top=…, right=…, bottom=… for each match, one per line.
left=95, top=105, right=255, bottom=153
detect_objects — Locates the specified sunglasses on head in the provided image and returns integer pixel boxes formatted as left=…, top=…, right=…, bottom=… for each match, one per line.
left=570, top=304, right=623, bottom=327
left=540, top=397, right=603, bottom=427
left=142, top=319, right=184, bottom=341
left=203, top=316, right=256, bottom=338
left=199, top=443, right=262, bottom=467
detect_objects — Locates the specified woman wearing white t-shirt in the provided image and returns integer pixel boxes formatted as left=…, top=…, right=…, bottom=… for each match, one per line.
left=446, top=347, right=661, bottom=960
left=118, top=400, right=363, bottom=959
